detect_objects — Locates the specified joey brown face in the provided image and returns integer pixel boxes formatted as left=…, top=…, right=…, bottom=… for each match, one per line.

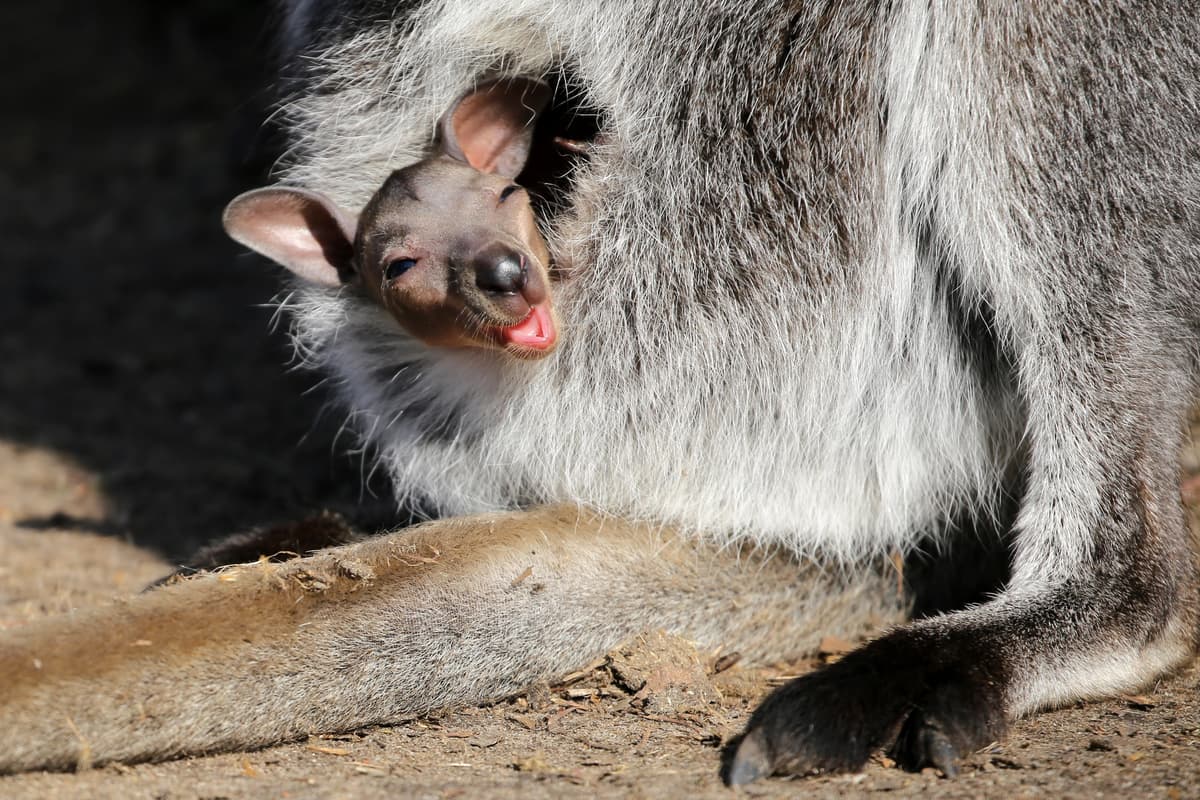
left=354, top=157, right=555, bottom=355
left=222, top=77, right=558, bottom=358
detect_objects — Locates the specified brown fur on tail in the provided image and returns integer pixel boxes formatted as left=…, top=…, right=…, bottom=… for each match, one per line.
left=0, top=506, right=905, bottom=773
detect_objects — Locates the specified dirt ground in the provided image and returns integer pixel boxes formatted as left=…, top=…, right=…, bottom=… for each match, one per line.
left=2, top=1, right=1199, bottom=798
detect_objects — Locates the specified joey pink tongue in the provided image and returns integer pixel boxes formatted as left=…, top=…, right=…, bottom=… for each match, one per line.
left=500, top=304, right=555, bottom=349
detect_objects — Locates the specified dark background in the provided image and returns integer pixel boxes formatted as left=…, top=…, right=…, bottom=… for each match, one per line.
left=0, top=0, right=392, bottom=558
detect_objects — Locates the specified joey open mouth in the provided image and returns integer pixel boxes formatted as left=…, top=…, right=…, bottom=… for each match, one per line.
left=494, top=303, right=556, bottom=355
left=456, top=65, right=596, bottom=359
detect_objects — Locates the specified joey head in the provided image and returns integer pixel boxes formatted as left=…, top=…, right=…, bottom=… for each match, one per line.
left=223, top=78, right=558, bottom=357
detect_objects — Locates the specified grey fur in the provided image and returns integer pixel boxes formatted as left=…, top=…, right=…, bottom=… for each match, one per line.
left=1, top=0, right=1198, bottom=782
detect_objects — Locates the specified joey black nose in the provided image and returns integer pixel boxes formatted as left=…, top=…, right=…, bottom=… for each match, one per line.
left=473, top=246, right=526, bottom=295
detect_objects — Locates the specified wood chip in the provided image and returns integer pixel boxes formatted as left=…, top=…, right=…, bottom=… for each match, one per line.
left=553, top=658, right=606, bottom=689
left=512, top=753, right=551, bottom=772
left=712, top=651, right=741, bottom=674
left=766, top=674, right=803, bottom=686
left=1121, top=694, right=1157, bottom=709
left=468, top=735, right=502, bottom=748
left=306, top=745, right=351, bottom=756
left=351, top=761, right=389, bottom=776
left=506, top=713, right=541, bottom=731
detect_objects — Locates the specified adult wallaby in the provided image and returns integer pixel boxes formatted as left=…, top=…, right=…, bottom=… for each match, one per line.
left=2, top=0, right=1198, bottom=787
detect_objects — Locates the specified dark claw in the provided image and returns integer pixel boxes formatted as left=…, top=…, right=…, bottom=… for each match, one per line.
left=894, top=718, right=961, bottom=776
left=724, top=732, right=772, bottom=786
left=931, top=735, right=960, bottom=778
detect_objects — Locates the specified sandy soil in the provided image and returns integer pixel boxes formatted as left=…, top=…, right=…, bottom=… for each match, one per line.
left=2, top=1, right=1198, bottom=797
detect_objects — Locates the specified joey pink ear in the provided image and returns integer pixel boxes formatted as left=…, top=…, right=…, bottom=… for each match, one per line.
left=439, top=77, right=551, bottom=178
left=222, top=187, right=359, bottom=287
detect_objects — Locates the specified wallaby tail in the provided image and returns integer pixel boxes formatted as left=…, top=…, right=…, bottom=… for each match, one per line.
left=0, top=506, right=903, bottom=773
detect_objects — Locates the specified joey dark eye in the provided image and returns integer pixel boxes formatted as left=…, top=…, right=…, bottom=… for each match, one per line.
left=384, top=258, right=418, bottom=281
left=498, top=185, right=521, bottom=203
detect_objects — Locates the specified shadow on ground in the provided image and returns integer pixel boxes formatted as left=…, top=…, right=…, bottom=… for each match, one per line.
left=0, top=0, right=395, bottom=559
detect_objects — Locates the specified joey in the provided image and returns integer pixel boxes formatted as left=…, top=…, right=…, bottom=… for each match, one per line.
left=223, top=78, right=558, bottom=357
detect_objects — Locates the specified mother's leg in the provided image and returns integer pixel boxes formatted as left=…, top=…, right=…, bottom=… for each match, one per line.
left=728, top=3, right=1200, bottom=780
